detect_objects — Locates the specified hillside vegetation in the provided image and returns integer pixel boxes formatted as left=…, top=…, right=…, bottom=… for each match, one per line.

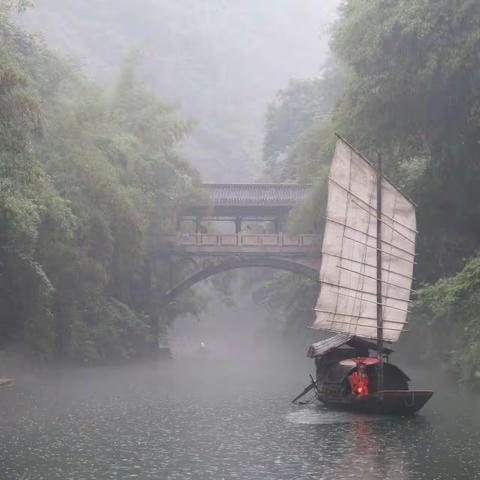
left=20, top=0, right=340, bottom=183
left=260, top=0, right=480, bottom=385
left=0, top=1, right=201, bottom=363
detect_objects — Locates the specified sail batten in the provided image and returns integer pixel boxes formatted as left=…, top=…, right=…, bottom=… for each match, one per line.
left=321, top=251, right=414, bottom=280
left=320, top=279, right=413, bottom=304
left=325, top=215, right=413, bottom=243
left=342, top=234, right=415, bottom=259
left=313, top=317, right=406, bottom=333
left=330, top=291, right=410, bottom=313
left=334, top=265, right=415, bottom=292
left=314, top=309, right=407, bottom=325
left=348, top=197, right=418, bottom=234
left=312, top=138, right=416, bottom=342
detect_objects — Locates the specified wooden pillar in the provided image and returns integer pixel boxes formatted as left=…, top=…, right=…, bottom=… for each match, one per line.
left=235, top=217, right=242, bottom=234
left=168, top=258, right=174, bottom=290
left=274, top=217, right=280, bottom=234
left=274, top=216, right=287, bottom=233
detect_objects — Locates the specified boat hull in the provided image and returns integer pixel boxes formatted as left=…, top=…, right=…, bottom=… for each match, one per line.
left=318, top=390, right=433, bottom=416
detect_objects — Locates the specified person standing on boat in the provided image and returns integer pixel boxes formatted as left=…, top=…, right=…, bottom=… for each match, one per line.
left=350, top=364, right=369, bottom=398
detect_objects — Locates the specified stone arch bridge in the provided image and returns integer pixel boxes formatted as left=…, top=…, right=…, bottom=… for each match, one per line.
left=162, top=183, right=321, bottom=302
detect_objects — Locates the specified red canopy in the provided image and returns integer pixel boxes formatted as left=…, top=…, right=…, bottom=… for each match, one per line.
left=357, top=357, right=379, bottom=366
left=339, top=357, right=379, bottom=367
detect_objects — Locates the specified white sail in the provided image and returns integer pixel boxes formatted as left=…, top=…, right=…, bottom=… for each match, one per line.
left=312, top=137, right=416, bottom=342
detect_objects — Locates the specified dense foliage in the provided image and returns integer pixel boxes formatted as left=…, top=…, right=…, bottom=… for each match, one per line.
left=332, top=0, right=480, bottom=283
left=0, top=2, right=201, bottom=363
left=259, top=0, right=480, bottom=384
left=413, top=256, right=480, bottom=386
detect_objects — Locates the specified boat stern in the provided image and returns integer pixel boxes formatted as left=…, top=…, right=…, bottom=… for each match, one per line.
left=372, top=390, right=434, bottom=415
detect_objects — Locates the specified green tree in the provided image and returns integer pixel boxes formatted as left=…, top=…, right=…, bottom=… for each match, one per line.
left=0, top=5, right=203, bottom=363
left=260, top=0, right=480, bottom=382
left=331, top=0, right=480, bottom=281
left=263, top=66, right=343, bottom=182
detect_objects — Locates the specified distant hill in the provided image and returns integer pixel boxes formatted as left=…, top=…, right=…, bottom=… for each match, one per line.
left=20, top=0, right=339, bottom=181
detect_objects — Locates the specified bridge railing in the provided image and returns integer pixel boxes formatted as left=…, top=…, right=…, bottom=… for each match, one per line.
left=174, top=233, right=321, bottom=248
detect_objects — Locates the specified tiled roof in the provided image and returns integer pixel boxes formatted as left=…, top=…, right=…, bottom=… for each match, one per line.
left=202, top=183, right=311, bottom=207
left=307, top=334, right=353, bottom=358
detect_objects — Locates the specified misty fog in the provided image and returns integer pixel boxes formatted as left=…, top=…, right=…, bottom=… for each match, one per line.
left=2, top=1, right=480, bottom=479
left=20, top=0, right=340, bottom=182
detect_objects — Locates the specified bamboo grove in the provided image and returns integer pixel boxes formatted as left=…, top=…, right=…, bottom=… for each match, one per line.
left=0, top=2, right=202, bottom=363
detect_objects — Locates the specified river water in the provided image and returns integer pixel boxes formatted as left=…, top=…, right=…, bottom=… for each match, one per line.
left=0, top=353, right=479, bottom=480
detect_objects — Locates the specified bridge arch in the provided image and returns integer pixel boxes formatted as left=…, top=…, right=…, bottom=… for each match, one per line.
left=163, top=256, right=319, bottom=303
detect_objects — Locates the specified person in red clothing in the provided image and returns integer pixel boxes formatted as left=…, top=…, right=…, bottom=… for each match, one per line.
left=350, top=364, right=369, bottom=398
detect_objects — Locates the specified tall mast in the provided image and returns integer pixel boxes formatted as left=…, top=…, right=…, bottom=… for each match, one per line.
left=376, top=154, right=384, bottom=392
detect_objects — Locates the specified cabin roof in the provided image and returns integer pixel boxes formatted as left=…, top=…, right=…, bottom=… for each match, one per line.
left=307, top=334, right=393, bottom=358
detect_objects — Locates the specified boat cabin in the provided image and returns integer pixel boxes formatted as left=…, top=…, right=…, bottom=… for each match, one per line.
left=308, top=334, right=409, bottom=396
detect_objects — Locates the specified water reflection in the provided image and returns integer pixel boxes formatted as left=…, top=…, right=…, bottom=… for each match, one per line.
left=348, top=417, right=410, bottom=480
left=0, top=359, right=478, bottom=480
left=286, top=406, right=412, bottom=480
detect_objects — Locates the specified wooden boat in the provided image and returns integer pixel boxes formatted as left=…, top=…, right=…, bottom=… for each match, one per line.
left=307, top=335, right=432, bottom=415
left=292, top=135, right=433, bottom=415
